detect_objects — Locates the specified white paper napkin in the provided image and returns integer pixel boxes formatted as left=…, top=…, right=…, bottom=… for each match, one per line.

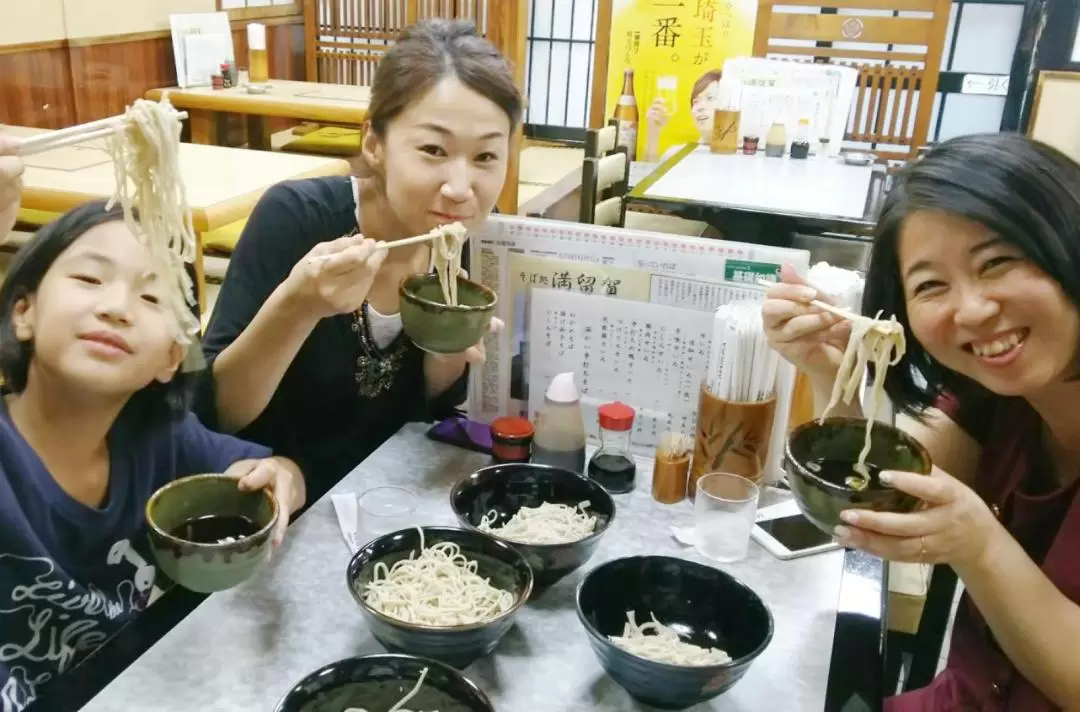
left=331, top=493, right=362, bottom=554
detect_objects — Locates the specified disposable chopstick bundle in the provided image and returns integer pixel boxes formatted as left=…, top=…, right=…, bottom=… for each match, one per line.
left=704, top=302, right=780, bottom=403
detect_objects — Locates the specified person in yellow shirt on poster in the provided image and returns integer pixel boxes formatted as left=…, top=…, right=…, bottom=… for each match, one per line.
left=642, top=68, right=723, bottom=163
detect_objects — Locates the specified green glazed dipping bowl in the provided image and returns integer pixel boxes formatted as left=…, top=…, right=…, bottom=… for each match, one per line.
left=399, top=273, right=497, bottom=355
left=145, top=474, right=278, bottom=594
left=783, top=417, right=932, bottom=537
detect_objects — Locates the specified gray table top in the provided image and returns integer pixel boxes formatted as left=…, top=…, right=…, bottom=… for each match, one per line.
left=82, top=424, right=845, bottom=711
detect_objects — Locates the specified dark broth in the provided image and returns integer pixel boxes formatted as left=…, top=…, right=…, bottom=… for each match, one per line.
left=804, top=457, right=886, bottom=492
left=169, top=514, right=259, bottom=544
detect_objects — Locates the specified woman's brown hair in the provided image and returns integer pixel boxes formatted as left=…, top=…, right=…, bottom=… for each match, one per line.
left=367, top=18, right=523, bottom=137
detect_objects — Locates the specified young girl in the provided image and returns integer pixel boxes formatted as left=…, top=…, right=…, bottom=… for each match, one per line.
left=763, top=133, right=1080, bottom=710
left=0, top=200, right=305, bottom=712
left=197, top=18, right=522, bottom=497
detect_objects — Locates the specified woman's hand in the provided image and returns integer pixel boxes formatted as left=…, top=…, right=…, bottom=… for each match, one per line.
left=761, top=263, right=851, bottom=383
left=225, top=457, right=306, bottom=547
left=833, top=466, right=1001, bottom=568
left=0, top=136, right=24, bottom=244
left=285, top=234, right=388, bottom=319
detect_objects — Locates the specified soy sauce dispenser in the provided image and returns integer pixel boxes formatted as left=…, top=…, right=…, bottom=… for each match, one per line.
left=531, top=372, right=587, bottom=473
left=588, top=402, right=637, bottom=493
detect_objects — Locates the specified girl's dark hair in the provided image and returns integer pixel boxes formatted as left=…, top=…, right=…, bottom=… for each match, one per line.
left=0, top=199, right=191, bottom=424
left=367, top=18, right=523, bottom=137
left=862, top=132, right=1080, bottom=417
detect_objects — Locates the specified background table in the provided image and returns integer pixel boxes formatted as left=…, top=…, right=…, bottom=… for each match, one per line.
left=146, top=80, right=371, bottom=149
left=628, top=145, right=887, bottom=245
left=4, top=124, right=351, bottom=309
left=80, top=424, right=849, bottom=711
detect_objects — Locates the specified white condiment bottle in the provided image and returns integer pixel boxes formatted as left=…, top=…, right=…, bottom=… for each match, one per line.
left=531, top=372, right=587, bottom=473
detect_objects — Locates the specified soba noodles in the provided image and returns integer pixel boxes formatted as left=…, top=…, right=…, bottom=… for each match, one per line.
left=431, top=222, right=467, bottom=306
left=818, top=310, right=906, bottom=488
left=478, top=501, right=597, bottom=545
left=104, top=95, right=200, bottom=342
left=342, top=666, right=437, bottom=712
left=363, top=528, right=514, bottom=626
left=609, top=611, right=732, bottom=666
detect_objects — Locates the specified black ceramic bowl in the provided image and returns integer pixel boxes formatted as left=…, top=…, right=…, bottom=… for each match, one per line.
left=576, top=555, right=773, bottom=710
left=273, top=653, right=494, bottom=712
left=784, top=416, right=932, bottom=536
left=450, top=462, right=616, bottom=597
left=346, top=526, right=533, bottom=668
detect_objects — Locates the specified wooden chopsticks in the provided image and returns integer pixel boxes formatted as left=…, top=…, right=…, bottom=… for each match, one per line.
left=14, top=110, right=189, bottom=157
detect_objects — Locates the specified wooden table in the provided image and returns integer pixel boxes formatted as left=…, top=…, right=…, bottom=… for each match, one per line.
left=146, top=80, right=371, bottom=150
left=5, top=124, right=351, bottom=311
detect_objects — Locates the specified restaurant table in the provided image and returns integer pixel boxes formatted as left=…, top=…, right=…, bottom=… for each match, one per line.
left=3, top=124, right=351, bottom=310
left=74, top=423, right=886, bottom=712
left=628, top=145, right=888, bottom=245
left=146, top=80, right=371, bottom=150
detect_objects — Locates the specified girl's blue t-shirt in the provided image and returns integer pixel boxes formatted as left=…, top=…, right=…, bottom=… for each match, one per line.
left=0, top=407, right=271, bottom=712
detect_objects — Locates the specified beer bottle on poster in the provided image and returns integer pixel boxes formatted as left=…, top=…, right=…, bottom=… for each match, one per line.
left=613, top=69, right=639, bottom=160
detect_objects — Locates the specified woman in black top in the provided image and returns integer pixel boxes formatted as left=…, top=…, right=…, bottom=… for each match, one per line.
left=196, top=19, right=523, bottom=497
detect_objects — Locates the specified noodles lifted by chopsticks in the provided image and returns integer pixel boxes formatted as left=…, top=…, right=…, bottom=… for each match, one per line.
left=363, top=527, right=513, bottom=626
left=342, top=666, right=438, bottom=712
left=431, top=222, right=467, bottom=307
left=609, top=611, right=732, bottom=666
left=478, top=501, right=597, bottom=545
left=818, top=310, right=906, bottom=485
left=104, top=95, right=199, bottom=342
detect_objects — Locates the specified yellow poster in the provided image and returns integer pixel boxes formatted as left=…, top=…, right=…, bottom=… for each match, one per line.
left=605, top=0, right=758, bottom=163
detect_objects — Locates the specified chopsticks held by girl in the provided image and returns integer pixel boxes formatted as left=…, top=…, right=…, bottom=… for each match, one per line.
left=0, top=200, right=306, bottom=712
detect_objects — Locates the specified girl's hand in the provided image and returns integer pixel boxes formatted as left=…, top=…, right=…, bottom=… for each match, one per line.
left=0, top=136, right=24, bottom=243
left=760, top=263, right=851, bottom=383
left=285, top=234, right=388, bottom=319
left=833, top=466, right=1000, bottom=568
left=225, top=457, right=303, bottom=547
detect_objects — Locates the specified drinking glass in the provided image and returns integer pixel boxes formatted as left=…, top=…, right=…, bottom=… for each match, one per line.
left=358, top=486, right=418, bottom=536
left=656, top=75, right=678, bottom=115
left=694, top=473, right=760, bottom=563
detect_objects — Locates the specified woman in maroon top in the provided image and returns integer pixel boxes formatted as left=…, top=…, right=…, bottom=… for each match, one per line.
left=763, top=133, right=1080, bottom=711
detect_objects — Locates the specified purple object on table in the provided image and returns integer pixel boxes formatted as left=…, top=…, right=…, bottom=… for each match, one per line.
left=426, top=415, right=493, bottom=454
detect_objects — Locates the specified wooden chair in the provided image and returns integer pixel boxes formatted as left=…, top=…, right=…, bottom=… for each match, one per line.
left=584, top=120, right=618, bottom=159
left=300, top=0, right=528, bottom=213
left=751, top=0, right=951, bottom=161
left=579, top=151, right=630, bottom=227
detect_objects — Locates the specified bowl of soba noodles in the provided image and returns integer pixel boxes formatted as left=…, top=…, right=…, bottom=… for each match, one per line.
left=346, top=526, right=533, bottom=668
left=145, top=473, right=278, bottom=593
left=450, top=462, right=616, bottom=597
left=273, top=653, right=494, bottom=712
left=399, top=274, right=497, bottom=355
left=783, top=417, right=932, bottom=536
left=576, top=555, right=773, bottom=710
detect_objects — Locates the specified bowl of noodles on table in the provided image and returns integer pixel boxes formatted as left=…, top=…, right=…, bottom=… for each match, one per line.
left=346, top=526, right=533, bottom=669
left=576, top=555, right=773, bottom=710
left=450, top=462, right=616, bottom=597
left=273, top=653, right=493, bottom=712
left=398, top=223, right=496, bottom=355
left=783, top=416, right=932, bottom=537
